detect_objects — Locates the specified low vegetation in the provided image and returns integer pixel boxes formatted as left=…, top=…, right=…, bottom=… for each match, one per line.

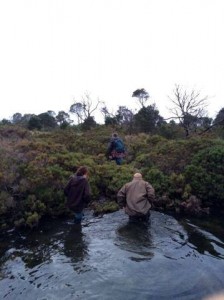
left=0, top=123, right=224, bottom=230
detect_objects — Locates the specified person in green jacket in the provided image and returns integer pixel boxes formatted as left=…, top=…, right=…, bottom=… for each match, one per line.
left=117, top=172, right=155, bottom=223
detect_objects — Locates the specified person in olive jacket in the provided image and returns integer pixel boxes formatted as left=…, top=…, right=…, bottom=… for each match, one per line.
left=64, top=166, right=91, bottom=224
left=117, top=172, right=155, bottom=222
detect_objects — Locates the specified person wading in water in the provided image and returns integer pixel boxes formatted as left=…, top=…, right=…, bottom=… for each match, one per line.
left=117, top=172, right=155, bottom=223
left=64, top=166, right=91, bottom=224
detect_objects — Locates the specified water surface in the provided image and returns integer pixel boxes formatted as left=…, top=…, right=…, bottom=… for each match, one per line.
left=0, top=210, right=224, bottom=299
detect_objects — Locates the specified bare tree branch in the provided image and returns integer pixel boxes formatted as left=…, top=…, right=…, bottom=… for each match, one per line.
left=168, top=84, right=209, bottom=137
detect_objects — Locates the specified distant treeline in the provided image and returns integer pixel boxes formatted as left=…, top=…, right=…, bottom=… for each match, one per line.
left=1, top=86, right=224, bottom=138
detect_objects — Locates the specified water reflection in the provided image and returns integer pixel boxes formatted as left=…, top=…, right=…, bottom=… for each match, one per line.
left=63, top=224, right=89, bottom=272
left=115, top=221, right=154, bottom=261
left=181, top=222, right=224, bottom=259
left=1, top=212, right=224, bottom=300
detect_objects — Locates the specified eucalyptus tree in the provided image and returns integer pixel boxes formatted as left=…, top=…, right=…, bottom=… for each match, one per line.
left=12, top=113, right=23, bottom=124
left=56, top=111, right=72, bottom=127
left=37, top=112, right=57, bottom=130
left=132, top=88, right=149, bottom=108
left=116, top=106, right=134, bottom=125
left=134, top=104, right=164, bottom=133
left=100, top=105, right=118, bottom=126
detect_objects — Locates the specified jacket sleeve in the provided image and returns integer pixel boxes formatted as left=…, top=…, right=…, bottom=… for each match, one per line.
left=64, top=179, right=72, bottom=197
left=145, top=182, right=155, bottom=203
left=117, top=185, right=127, bottom=208
left=106, top=139, right=114, bottom=157
left=84, top=181, right=91, bottom=204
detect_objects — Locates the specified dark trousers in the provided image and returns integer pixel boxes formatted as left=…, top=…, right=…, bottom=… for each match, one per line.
left=74, top=212, right=84, bottom=224
left=129, top=211, right=150, bottom=223
left=115, top=157, right=123, bottom=165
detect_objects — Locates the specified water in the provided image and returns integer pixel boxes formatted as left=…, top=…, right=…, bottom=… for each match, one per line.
left=0, top=210, right=224, bottom=300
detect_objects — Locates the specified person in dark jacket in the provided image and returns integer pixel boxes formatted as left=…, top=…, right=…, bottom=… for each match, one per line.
left=117, top=172, right=155, bottom=223
left=106, top=133, right=126, bottom=165
left=64, top=166, right=91, bottom=224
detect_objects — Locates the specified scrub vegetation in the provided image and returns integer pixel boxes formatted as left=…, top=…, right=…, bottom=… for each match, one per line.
left=0, top=88, right=224, bottom=229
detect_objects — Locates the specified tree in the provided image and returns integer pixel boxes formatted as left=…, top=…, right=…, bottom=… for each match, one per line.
left=115, top=106, right=134, bottom=125
left=132, top=88, right=149, bottom=107
left=81, top=116, right=97, bottom=130
left=134, top=104, right=164, bottom=133
left=28, top=116, right=42, bottom=130
left=0, top=118, right=11, bottom=125
left=213, top=108, right=224, bottom=127
left=12, top=113, right=23, bottom=124
left=70, top=92, right=102, bottom=124
left=168, top=84, right=208, bottom=137
left=100, top=105, right=118, bottom=126
left=116, top=106, right=135, bottom=134
left=37, top=112, right=57, bottom=130
left=69, top=102, right=84, bottom=124
left=21, top=114, right=33, bottom=124
left=56, top=111, right=72, bottom=128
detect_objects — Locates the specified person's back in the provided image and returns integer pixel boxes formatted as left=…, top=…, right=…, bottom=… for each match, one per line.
left=65, top=175, right=90, bottom=212
left=64, top=166, right=91, bottom=224
left=117, top=173, right=155, bottom=222
left=106, top=133, right=126, bottom=165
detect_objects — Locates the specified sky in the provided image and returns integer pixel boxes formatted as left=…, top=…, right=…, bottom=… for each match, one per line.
left=0, top=0, right=224, bottom=123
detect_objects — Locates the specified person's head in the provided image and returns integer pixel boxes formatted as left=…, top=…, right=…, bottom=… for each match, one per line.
left=112, top=132, right=118, bottom=138
left=76, top=166, right=88, bottom=177
left=133, top=173, right=142, bottom=179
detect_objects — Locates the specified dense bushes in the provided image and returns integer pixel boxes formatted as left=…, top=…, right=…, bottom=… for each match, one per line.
left=184, top=145, right=224, bottom=208
left=0, top=125, right=224, bottom=229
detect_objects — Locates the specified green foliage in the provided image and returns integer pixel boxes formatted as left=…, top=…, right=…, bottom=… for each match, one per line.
left=89, top=163, right=134, bottom=199
left=92, top=201, right=119, bottom=215
left=28, top=116, right=42, bottom=130
left=26, top=212, right=40, bottom=228
left=169, top=173, right=186, bottom=198
left=81, top=116, right=97, bottom=130
left=184, top=145, right=224, bottom=207
left=0, top=123, right=224, bottom=229
left=144, top=168, right=170, bottom=196
left=134, top=105, right=164, bottom=133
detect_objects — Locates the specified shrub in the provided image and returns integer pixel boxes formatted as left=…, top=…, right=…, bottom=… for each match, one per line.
left=185, top=145, right=224, bottom=207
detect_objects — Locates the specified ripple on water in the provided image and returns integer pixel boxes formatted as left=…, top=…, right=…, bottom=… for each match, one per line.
left=0, top=210, right=224, bottom=300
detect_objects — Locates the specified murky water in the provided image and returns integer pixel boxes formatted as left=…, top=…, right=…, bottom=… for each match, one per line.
left=0, top=210, right=224, bottom=300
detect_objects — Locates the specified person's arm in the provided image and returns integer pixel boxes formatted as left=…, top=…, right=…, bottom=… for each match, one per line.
left=145, top=182, right=155, bottom=203
left=106, top=140, right=114, bottom=157
left=84, top=180, right=91, bottom=204
left=117, top=185, right=127, bottom=208
left=64, top=179, right=72, bottom=197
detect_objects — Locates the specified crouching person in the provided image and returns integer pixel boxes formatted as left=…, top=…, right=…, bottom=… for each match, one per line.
left=64, top=166, right=91, bottom=224
left=117, top=173, right=155, bottom=223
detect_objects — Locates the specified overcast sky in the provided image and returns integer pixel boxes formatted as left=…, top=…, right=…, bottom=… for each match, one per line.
left=0, top=0, right=223, bottom=123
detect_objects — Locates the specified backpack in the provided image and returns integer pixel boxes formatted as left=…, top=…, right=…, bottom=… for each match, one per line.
left=113, top=138, right=125, bottom=152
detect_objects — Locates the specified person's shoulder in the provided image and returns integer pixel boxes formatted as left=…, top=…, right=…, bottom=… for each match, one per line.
left=67, top=174, right=75, bottom=183
left=144, top=181, right=154, bottom=188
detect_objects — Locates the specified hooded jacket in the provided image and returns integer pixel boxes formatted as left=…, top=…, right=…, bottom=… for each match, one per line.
left=64, top=175, right=91, bottom=213
left=117, top=177, right=155, bottom=216
left=106, top=137, right=126, bottom=159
